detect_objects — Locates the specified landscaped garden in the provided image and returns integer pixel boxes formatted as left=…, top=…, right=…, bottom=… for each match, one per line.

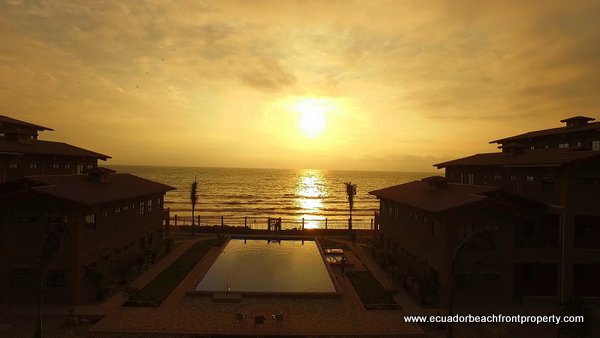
left=347, top=270, right=399, bottom=309
left=126, top=237, right=223, bottom=306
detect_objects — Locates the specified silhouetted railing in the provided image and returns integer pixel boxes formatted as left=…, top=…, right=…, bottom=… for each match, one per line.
left=169, top=215, right=375, bottom=230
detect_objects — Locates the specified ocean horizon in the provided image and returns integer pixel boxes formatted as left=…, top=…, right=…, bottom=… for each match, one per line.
left=107, top=165, right=437, bottom=229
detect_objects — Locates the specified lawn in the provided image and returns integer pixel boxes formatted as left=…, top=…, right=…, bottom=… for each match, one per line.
left=347, top=271, right=398, bottom=309
left=127, top=238, right=222, bottom=306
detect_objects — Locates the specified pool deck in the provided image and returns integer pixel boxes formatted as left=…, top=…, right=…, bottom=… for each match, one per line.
left=0, top=236, right=424, bottom=336
left=85, top=235, right=424, bottom=337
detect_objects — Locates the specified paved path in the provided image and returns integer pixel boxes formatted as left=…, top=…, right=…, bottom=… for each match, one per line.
left=331, top=239, right=443, bottom=317
left=78, top=236, right=215, bottom=316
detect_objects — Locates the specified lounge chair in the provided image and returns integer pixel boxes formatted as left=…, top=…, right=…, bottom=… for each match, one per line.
left=254, top=314, right=265, bottom=329
left=234, top=312, right=246, bottom=327
left=272, top=313, right=285, bottom=328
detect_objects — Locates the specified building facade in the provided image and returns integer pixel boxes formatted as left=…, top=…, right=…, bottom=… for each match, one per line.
left=370, top=177, right=545, bottom=311
left=0, top=116, right=175, bottom=305
left=490, top=116, right=600, bottom=151
left=371, top=116, right=600, bottom=313
left=0, top=168, right=174, bottom=305
left=0, top=115, right=110, bottom=183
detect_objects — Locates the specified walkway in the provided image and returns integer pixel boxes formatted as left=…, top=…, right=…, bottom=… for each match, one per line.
left=78, top=236, right=213, bottom=316
left=331, top=239, right=443, bottom=317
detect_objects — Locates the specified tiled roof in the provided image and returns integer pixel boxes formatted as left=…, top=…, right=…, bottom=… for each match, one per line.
left=434, top=149, right=600, bottom=168
left=22, top=174, right=175, bottom=206
left=0, top=138, right=110, bottom=159
left=560, top=116, right=595, bottom=123
left=0, top=115, right=52, bottom=131
left=490, top=120, right=600, bottom=144
left=369, top=178, right=498, bottom=212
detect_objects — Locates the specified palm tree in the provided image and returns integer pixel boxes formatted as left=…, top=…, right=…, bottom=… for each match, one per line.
left=190, top=176, right=198, bottom=236
left=344, top=182, right=357, bottom=230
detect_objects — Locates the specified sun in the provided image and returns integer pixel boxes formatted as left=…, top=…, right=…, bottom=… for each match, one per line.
left=292, top=98, right=331, bottom=137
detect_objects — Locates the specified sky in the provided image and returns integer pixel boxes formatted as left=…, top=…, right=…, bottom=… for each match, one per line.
left=1, top=0, right=599, bottom=171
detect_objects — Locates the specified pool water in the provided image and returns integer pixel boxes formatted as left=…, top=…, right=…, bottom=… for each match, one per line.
left=195, top=239, right=336, bottom=293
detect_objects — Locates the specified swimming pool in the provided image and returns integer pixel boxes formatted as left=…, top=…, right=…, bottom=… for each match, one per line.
left=195, top=238, right=336, bottom=294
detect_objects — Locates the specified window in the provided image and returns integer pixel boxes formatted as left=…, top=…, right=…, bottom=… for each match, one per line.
left=522, top=221, right=535, bottom=236
left=541, top=177, right=555, bottom=192
left=52, top=163, right=59, bottom=169
left=576, top=177, right=595, bottom=185
left=101, top=209, right=108, bottom=217
left=158, top=197, right=163, bottom=209
left=45, top=270, right=65, bottom=287
left=521, top=265, right=535, bottom=282
left=10, top=268, right=34, bottom=287
left=431, top=221, right=440, bottom=237
left=530, top=146, right=535, bottom=150
left=526, top=175, right=534, bottom=182
left=147, top=199, right=153, bottom=212
left=85, top=214, right=96, bottom=228
left=593, top=140, right=600, bottom=151
left=544, top=145, right=549, bottom=149
left=468, top=174, right=474, bottom=185
left=65, top=164, right=71, bottom=169
left=559, top=143, right=569, bottom=149
left=8, top=163, right=18, bottom=169
left=18, top=215, right=38, bottom=223
left=510, top=175, right=517, bottom=181
left=115, top=206, right=121, bottom=214
left=29, top=162, right=38, bottom=169
left=576, top=141, right=582, bottom=147
left=456, top=274, right=473, bottom=291
left=87, top=164, right=94, bottom=169
left=494, top=174, right=502, bottom=180
left=482, top=274, right=500, bottom=281
left=139, top=201, right=145, bottom=215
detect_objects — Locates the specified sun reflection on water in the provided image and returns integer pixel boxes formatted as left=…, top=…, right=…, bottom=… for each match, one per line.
left=296, top=170, right=326, bottom=229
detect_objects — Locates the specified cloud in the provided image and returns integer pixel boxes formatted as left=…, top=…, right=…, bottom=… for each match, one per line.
left=239, top=57, right=296, bottom=91
left=1, top=0, right=600, bottom=170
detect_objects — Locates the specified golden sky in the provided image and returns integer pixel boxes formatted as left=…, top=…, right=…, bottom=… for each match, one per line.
left=1, top=0, right=599, bottom=171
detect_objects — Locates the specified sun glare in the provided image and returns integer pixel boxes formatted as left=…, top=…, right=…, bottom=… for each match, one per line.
left=292, top=98, right=332, bottom=137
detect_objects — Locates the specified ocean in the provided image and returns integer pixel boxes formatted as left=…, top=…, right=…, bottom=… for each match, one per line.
left=107, top=166, right=435, bottom=229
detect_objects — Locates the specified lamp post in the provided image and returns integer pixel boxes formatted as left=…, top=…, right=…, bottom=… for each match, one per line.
left=35, top=217, right=67, bottom=338
left=447, top=228, right=497, bottom=338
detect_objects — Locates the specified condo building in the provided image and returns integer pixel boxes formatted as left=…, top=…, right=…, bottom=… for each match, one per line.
left=371, top=116, right=600, bottom=312
left=0, top=116, right=174, bottom=305
left=0, top=115, right=110, bottom=183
